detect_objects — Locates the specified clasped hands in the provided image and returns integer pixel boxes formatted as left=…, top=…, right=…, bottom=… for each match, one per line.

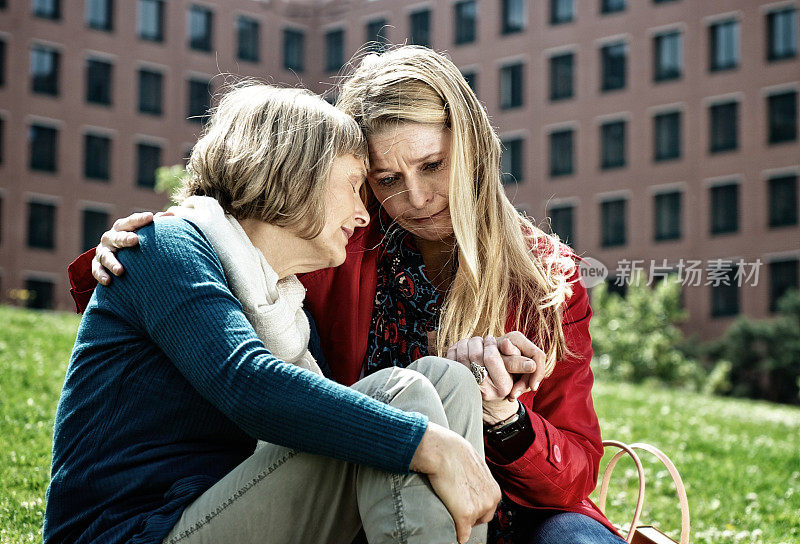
left=445, top=332, right=546, bottom=425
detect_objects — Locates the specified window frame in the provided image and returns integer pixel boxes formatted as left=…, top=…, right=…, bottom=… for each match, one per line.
left=283, top=28, right=305, bottom=72
left=600, top=41, right=627, bottom=92
left=138, top=68, right=163, bottom=116
left=549, top=52, right=574, bottom=101
left=136, top=142, right=162, bottom=189
left=600, top=197, right=627, bottom=247
left=709, top=101, right=738, bottom=153
left=188, top=5, right=214, bottom=52
left=237, top=16, right=260, bottom=63
left=549, top=128, right=574, bottom=178
left=454, top=0, right=477, bottom=45
left=709, top=19, right=739, bottom=72
left=499, top=62, right=524, bottom=110
left=654, top=190, right=682, bottom=241
left=84, top=133, right=111, bottom=181
left=709, top=183, right=739, bottom=235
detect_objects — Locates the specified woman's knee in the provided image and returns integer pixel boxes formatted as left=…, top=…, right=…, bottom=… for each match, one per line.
left=411, top=356, right=479, bottom=389
left=410, top=356, right=481, bottom=406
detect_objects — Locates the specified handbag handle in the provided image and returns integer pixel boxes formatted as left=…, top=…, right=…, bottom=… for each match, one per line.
left=599, top=440, right=690, bottom=544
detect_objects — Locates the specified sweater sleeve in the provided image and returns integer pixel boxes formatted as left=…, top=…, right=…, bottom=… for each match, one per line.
left=484, top=267, right=604, bottom=508
left=105, top=217, right=427, bottom=474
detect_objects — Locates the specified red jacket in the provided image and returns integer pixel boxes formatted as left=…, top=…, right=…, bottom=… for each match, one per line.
left=67, top=222, right=615, bottom=533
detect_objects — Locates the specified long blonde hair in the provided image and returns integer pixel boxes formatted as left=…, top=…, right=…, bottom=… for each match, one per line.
left=337, top=46, right=577, bottom=375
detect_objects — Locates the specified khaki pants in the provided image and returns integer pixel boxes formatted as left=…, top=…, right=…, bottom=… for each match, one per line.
left=162, top=357, right=487, bottom=544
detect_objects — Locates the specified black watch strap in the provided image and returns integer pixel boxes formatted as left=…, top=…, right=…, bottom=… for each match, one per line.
left=484, top=401, right=534, bottom=462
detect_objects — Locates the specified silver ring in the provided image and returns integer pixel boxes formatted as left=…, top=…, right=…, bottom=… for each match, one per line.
left=470, top=362, right=488, bottom=384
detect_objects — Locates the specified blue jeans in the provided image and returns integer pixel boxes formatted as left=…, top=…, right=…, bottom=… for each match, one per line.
left=524, top=512, right=626, bottom=544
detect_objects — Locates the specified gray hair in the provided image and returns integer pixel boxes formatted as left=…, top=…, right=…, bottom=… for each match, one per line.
left=180, top=83, right=367, bottom=239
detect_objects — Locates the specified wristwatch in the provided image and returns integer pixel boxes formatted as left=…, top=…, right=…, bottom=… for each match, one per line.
left=484, top=400, right=534, bottom=460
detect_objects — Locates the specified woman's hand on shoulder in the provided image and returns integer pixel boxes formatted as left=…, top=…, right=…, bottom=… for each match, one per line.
left=445, top=332, right=546, bottom=424
left=93, top=211, right=171, bottom=285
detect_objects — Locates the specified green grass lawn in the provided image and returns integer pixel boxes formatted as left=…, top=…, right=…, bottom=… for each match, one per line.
left=1, top=305, right=799, bottom=543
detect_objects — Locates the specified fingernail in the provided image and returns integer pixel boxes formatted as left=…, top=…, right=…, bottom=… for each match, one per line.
left=113, top=265, right=122, bottom=274
left=126, top=234, right=137, bottom=243
left=533, top=380, right=541, bottom=391
left=523, top=360, right=534, bottom=372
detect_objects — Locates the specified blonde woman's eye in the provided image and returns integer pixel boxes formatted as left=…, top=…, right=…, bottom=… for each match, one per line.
left=424, top=160, right=443, bottom=171
left=377, top=176, right=397, bottom=186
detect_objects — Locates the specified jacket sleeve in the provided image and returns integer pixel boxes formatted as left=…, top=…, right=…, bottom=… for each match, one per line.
left=484, top=268, right=604, bottom=508
left=68, top=248, right=98, bottom=313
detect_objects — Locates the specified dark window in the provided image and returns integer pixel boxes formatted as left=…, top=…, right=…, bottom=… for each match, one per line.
left=600, top=198, right=626, bottom=247
left=283, top=29, right=304, bottom=72
left=501, top=137, right=524, bottom=184
left=462, top=71, right=477, bottom=94
left=188, top=79, right=211, bottom=124
left=767, top=8, right=797, bottom=61
left=550, top=0, right=574, bottom=25
left=237, top=16, right=259, bottom=62
left=654, top=111, right=681, bottom=161
left=188, top=5, right=213, bottom=52
left=25, top=279, right=54, bottom=310
left=82, top=209, right=109, bottom=252
left=325, top=29, right=344, bottom=72
left=605, top=277, right=627, bottom=298
left=549, top=205, right=574, bottom=245
left=769, top=174, right=798, bottom=228
left=86, top=59, right=112, bottom=105
left=500, top=63, right=524, bottom=109
left=29, top=124, right=57, bottom=172
left=136, top=143, right=161, bottom=188
left=710, top=183, right=738, bottom=235
left=601, top=41, right=626, bottom=91
left=33, top=0, right=59, bottom=19
left=0, top=39, right=5, bottom=87
left=549, top=129, right=573, bottom=177
left=600, top=120, right=626, bottom=169
left=27, top=201, right=56, bottom=249
left=138, top=69, right=163, bottom=115
left=709, top=101, right=738, bottom=153
left=654, top=191, right=681, bottom=241
left=768, top=91, right=797, bottom=144
left=84, top=133, right=111, bottom=181
left=654, top=31, right=682, bottom=81
left=502, top=0, right=525, bottom=34
left=601, top=0, right=625, bottom=14
left=86, top=0, right=113, bottom=31
left=769, top=259, right=799, bottom=311
left=366, top=18, right=389, bottom=53
left=454, top=0, right=477, bottom=45
left=709, top=19, right=739, bottom=71
left=410, top=9, right=431, bottom=47
left=710, top=262, right=739, bottom=317
left=30, top=45, right=59, bottom=96
left=549, top=53, right=573, bottom=101
left=138, top=0, right=164, bottom=42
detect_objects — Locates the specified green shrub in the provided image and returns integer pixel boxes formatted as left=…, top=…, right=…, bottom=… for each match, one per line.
left=589, top=274, right=706, bottom=389
left=704, top=289, right=800, bottom=404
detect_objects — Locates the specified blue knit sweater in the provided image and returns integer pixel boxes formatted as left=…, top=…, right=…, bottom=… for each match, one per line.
left=44, top=218, right=428, bottom=544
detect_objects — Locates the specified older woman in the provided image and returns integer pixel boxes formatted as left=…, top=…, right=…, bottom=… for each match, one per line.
left=71, top=47, right=625, bottom=544
left=45, top=83, right=500, bottom=544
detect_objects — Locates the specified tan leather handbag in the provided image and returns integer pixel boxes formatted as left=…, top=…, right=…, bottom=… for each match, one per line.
left=599, top=440, right=691, bottom=544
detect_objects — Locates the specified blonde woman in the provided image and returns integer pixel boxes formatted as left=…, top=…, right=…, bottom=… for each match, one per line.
left=47, top=84, right=500, bottom=544
left=73, top=47, right=624, bottom=543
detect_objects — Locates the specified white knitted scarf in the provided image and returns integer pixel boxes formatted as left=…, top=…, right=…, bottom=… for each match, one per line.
left=171, top=196, right=323, bottom=376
